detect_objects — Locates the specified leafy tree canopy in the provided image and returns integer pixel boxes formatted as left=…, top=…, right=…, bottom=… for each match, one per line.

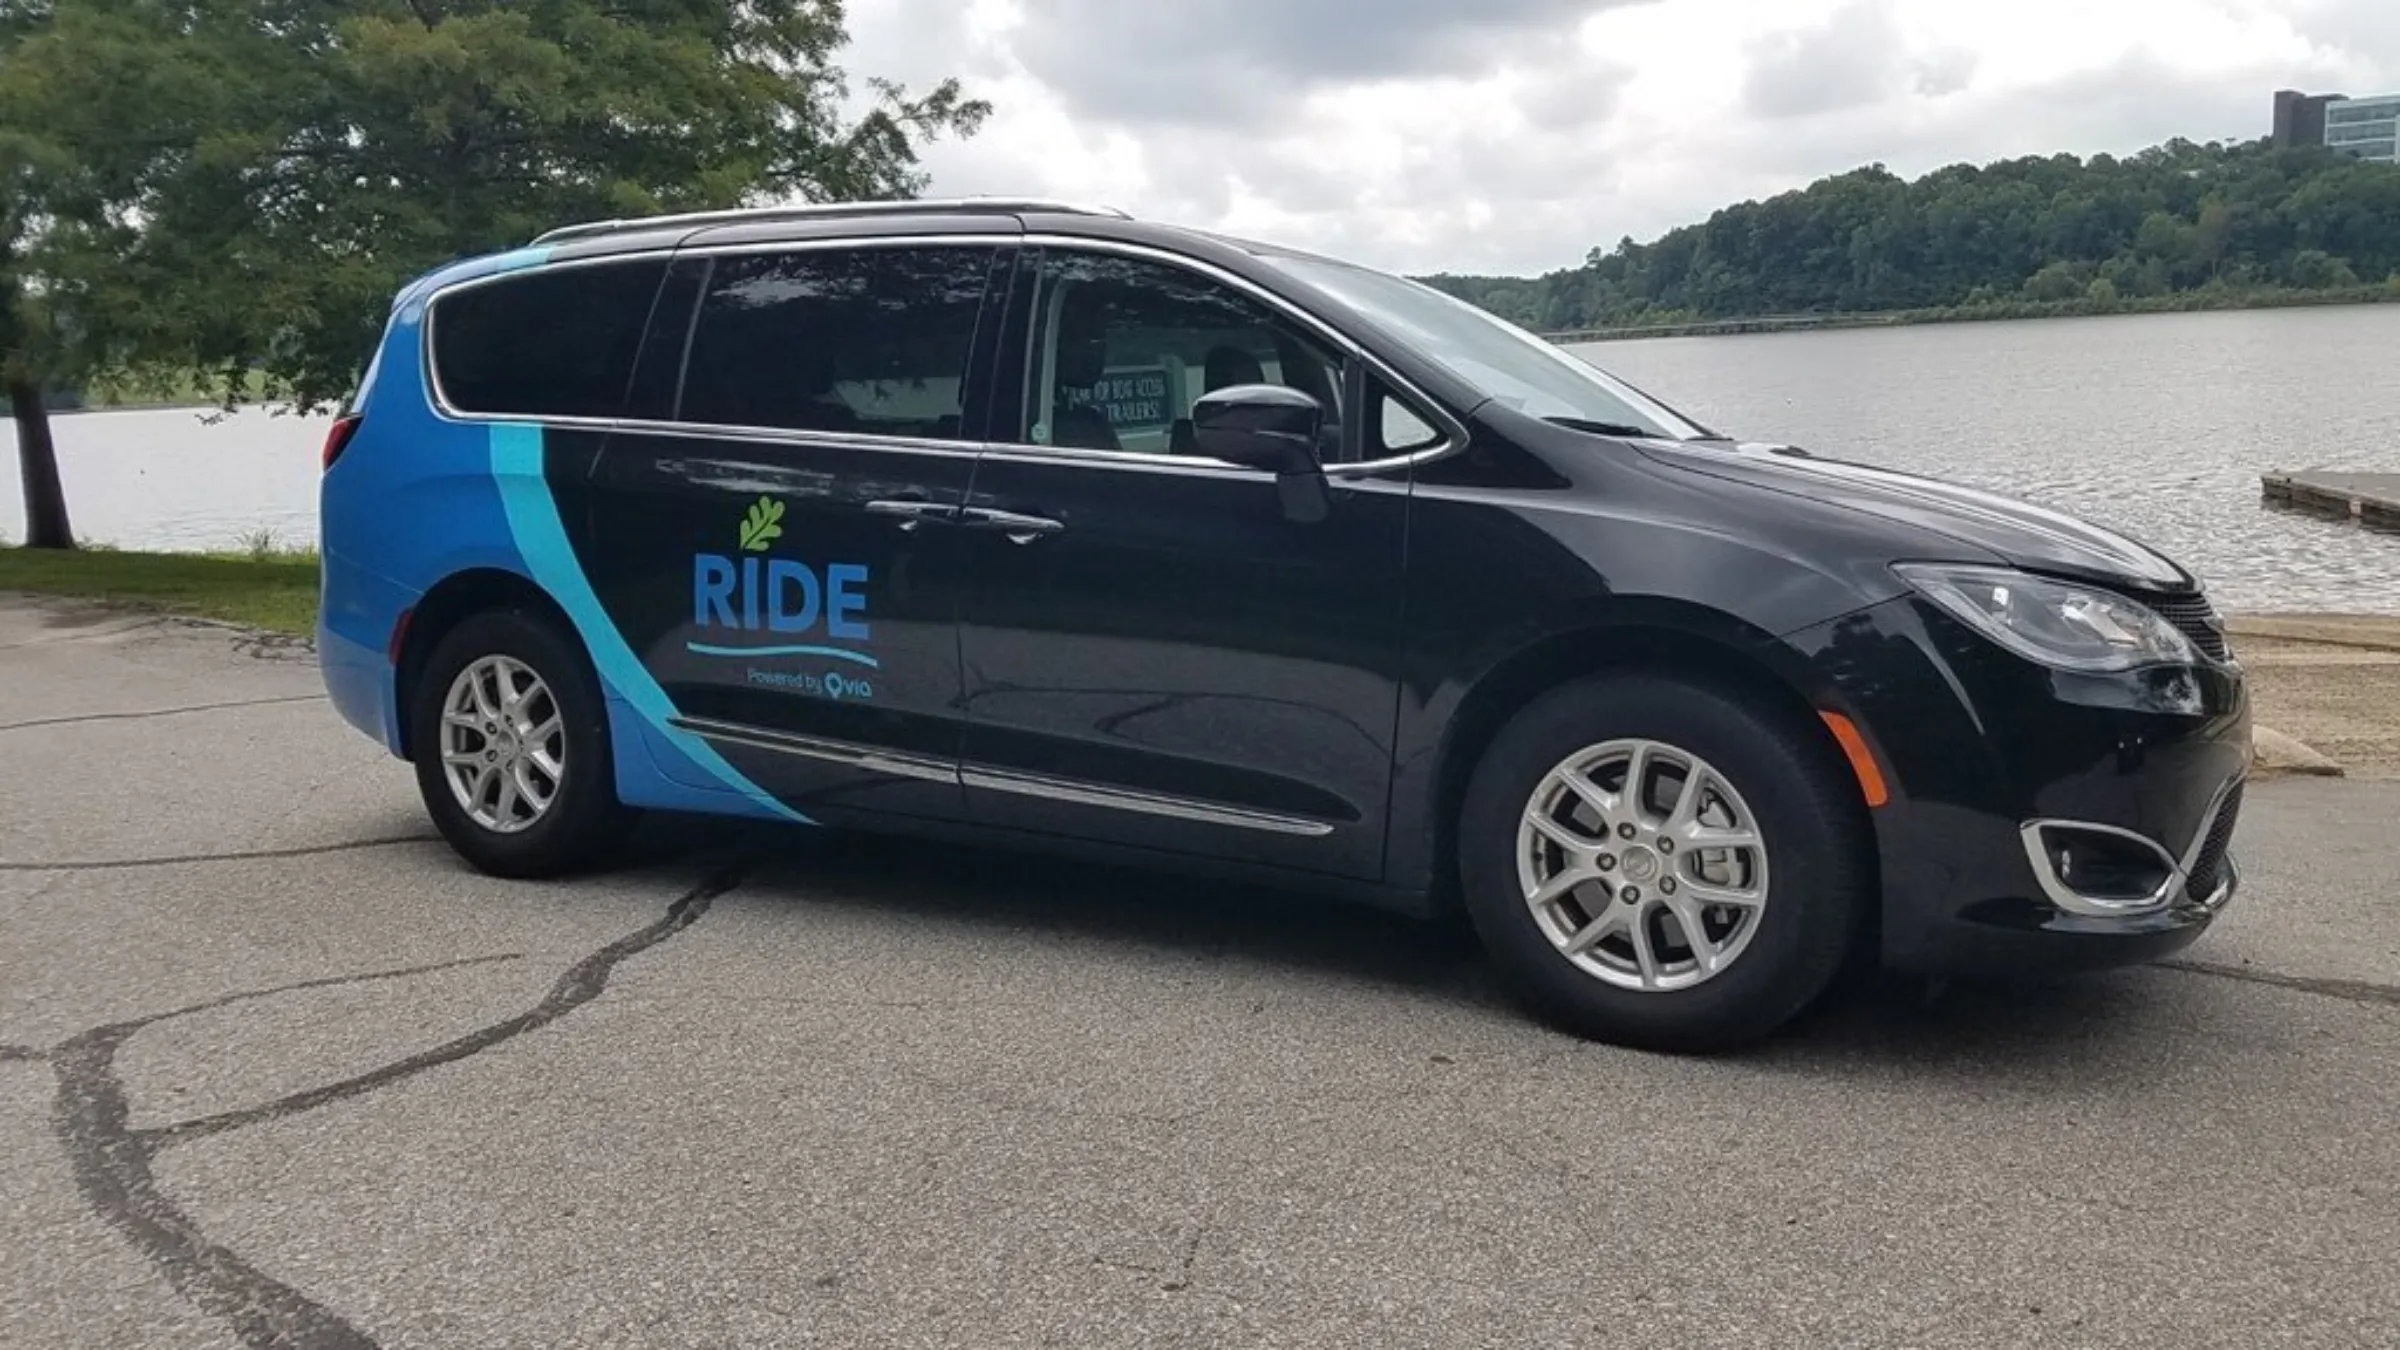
left=5, top=0, right=988, bottom=409
left=1420, top=139, right=2400, bottom=332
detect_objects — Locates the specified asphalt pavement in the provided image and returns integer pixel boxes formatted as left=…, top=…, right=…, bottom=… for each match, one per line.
left=3, top=595, right=2397, bottom=1350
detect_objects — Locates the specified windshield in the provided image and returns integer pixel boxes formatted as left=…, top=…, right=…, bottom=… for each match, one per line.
left=1260, top=253, right=1711, bottom=441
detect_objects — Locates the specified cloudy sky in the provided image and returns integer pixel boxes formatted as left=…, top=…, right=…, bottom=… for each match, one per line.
left=842, top=0, right=2400, bottom=276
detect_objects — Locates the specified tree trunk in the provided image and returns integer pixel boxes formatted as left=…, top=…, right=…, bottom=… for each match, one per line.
left=6, top=378, right=74, bottom=549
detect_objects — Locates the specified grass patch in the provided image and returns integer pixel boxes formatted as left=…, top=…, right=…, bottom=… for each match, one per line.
left=0, top=546, right=319, bottom=635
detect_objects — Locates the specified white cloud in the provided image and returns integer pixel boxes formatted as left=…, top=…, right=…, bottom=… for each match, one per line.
left=843, top=0, right=2400, bottom=275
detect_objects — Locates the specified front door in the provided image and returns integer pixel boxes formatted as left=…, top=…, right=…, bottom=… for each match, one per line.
left=578, top=242, right=1009, bottom=822
left=952, top=246, right=1420, bottom=879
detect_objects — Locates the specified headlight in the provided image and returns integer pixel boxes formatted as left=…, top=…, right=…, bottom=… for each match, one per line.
left=1895, top=564, right=2199, bottom=672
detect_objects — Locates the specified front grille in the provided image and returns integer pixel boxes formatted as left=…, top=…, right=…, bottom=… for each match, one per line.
left=2183, top=783, right=2243, bottom=901
left=2149, top=592, right=2231, bottom=662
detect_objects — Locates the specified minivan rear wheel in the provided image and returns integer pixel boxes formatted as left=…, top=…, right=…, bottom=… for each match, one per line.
left=1459, top=673, right=1867, bottom=1051
left=411, top=609, right=626, bottom=878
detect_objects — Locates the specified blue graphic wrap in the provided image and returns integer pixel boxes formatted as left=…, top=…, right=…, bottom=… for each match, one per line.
left=322, top=241, right=813, bottom=827
left=486, top=423, right=808, bottom=824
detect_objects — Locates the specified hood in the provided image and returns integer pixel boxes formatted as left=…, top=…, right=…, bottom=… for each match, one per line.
left=1638, top=440, right=2195, bottom=592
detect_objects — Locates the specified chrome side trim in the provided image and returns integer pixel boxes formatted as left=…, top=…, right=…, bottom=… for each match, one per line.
left=2018, top=773, right=2244, bottom=917
left=961, top=767, right=1336, bottom=837
left=668, top=716, right=1337, bottom=838
left=422, top=405, right=988, bottom=459
left=668, top=717, right=958, bottom=785
left=969, top=443, right=1274, bottom=476
left=613, top=418, right=982, bottom=458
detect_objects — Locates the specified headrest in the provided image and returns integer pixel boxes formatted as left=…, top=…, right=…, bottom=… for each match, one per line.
left=1204, top=345, right=1264, bottom=392
left=1054, top=296, right=1111, bottom=389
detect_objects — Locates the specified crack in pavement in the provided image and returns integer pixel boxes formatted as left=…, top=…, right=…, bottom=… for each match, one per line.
left=2160, top=958, right=2400, bottom=1008
left=0, top=835, right=439, bottom=873
left=0, top=694, right=324, bottom=734
left=31, top=867, right=743, bottom=1350
left=149, top=872, right=737, bottom=1149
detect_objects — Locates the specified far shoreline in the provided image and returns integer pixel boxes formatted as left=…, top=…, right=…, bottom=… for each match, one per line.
left=1541, top=284, right=2400, bottom=344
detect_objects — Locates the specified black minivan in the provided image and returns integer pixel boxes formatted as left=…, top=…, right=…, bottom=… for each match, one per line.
left=320, top=198, right=2248, bottom=1049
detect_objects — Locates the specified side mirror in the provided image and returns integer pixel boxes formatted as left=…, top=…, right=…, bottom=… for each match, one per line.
left=1193, top=384, right=1323, bottom=476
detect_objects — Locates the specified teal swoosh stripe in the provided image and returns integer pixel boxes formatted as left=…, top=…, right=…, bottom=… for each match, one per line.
left=687, top=643, right=879, bottom=669
left=487, top=423, right=808, bottom=824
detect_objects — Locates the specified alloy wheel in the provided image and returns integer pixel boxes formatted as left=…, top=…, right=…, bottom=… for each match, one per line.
left=439, top=655, right=565, bottom=834
left=1516, top=738, right=1771, bottom=992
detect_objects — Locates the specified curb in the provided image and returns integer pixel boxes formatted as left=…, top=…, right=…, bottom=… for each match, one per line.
left=2253, top=724, right=2345, bottom=778
left=2227, top=615, right=2400, bottom=655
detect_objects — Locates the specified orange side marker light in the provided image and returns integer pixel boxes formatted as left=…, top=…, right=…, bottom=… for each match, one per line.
left=1818, top=711, right=1891, bottom=808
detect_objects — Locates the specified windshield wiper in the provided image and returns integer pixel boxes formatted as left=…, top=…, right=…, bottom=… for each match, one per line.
left=1542, top=416, right=1669, bottom=440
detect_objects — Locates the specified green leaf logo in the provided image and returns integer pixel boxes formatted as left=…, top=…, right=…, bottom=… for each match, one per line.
left=737, top=497, right=785, bottom=553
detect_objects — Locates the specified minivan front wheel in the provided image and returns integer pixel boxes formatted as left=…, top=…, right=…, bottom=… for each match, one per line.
left=411, top=609, right=625, bottom=878
left=1460, top=674, right=1866, bottom=1051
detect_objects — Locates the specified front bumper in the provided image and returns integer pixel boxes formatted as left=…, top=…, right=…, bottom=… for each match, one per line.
left=1787, top=594, right=2250, bottom=978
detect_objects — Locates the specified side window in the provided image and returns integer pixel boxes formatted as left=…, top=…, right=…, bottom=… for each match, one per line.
left=430, top=260, right=667, bottom=419
left=680, top=245, right=993, bottom=440
left=1018, top=251, right=1348, bottom=461
left=1374, top=381, right=1444, bottom=457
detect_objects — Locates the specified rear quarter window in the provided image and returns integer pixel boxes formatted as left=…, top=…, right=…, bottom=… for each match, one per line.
left=429, top=260, right=668, bottom=419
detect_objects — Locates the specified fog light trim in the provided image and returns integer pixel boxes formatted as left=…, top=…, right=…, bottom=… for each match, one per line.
left=2018, top=820, right=2181, bottom=916
left=2017, top=775, right=2243, bottom=918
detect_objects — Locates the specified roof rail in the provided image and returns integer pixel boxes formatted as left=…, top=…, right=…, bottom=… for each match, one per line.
left=531, top=197, right=1132, bottom=246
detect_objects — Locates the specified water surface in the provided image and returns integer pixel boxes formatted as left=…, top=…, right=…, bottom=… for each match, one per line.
left=3, top=305, right=2395, bottom=613
left=1576, top=305, right=2400, bottom=614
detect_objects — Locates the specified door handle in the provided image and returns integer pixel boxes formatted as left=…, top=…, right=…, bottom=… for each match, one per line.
left=961, top=507, right=1065, bottom=543
left=865, top=499, right=961, bottom=532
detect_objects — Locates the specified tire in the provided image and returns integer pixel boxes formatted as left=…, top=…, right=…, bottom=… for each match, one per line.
left=1458, top=673, right=1868, bottom=1052
left=409, top=608, right=627, bottom=879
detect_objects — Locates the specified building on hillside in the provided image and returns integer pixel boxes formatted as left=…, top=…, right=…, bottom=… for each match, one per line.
left=2323, top=94, right=2400, bottom=163
left=2273, top=90, right=2337, bottom=149
left=2272, top=89, right=2400, bottom=162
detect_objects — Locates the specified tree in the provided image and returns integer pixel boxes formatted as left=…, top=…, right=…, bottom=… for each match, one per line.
left=1, top=178, right=79, bottom=550
left=2192, top=197, right=2232, bottom=279
left=2284, top=249, right=2358, bottom=290
left=0, top=1, right=84, bottom=548
left=2023, top=261, right=2084, bottom=302
left=1417, top=138, right=2400, bottom=332
left=3, top=1, right=988, bottom=545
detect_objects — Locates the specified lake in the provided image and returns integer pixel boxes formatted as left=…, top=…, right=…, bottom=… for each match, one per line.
left=4, top=305, right=2397, bottom=614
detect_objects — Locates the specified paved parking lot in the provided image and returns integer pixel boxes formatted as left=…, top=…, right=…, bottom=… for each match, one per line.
left=4, top=595, right=2398, bottom=1349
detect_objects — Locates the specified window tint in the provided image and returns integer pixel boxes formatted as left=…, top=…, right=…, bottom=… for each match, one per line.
left=1019, top=251, right=1348, bottom=461
left=431, top=261, right=666, bottom=419
left=680, top=246, right=994, bottom=440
